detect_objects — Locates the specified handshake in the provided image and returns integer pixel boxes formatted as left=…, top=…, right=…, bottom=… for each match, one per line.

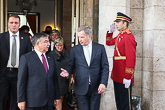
left=109, top=22, right=117, bottom=33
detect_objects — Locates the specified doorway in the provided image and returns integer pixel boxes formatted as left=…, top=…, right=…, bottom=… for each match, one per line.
left=8, top=12, right=40, bottom=35
left=6, top=0, right=81, bottom=50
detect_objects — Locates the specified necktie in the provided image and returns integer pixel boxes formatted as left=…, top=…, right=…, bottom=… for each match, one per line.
left=84, top=45, right=91, bottom=84
left=84, top=45, right=90, bottom=66
left=11, top=35, right=17, bottom=67
left=41, top=54, right=48, bottom=74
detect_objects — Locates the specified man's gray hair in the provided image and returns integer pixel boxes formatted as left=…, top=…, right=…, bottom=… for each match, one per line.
left=32, top=33, right=49, bottom=47
left=77, top=25, right=92, bottom=37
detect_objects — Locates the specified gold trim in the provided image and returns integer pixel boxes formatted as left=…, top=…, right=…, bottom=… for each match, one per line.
left=120, top=27, right=131, bottom=34
left=128, top=87, right=131, bottom=110
left=125, top=68, right=134, bottom=74
left=113, top=56, right=126, bottom=60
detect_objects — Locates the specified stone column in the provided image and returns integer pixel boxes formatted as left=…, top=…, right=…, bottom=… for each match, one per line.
left=130, top=0, right=143, bottom=97
left=142, top=0, right=165, bottom=109
left=99, top=0, right=131, bottom=109
left=81, top=0, right=93, bottom=28
left=62, top=0, right=72, bottom=50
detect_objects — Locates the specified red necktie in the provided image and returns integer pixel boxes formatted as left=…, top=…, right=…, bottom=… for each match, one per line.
left=41, top=54, right=48, bottom=74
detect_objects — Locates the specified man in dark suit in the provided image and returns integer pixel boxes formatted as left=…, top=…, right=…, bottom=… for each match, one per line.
left=0, top=15, right=32, bottom=110
left=60, top=25, right=109, bottom=110
left=17, top=33, right=60, bottom=110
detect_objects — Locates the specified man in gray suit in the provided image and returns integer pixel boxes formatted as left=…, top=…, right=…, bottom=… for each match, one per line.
left=60, top=25, right=109, bottom=110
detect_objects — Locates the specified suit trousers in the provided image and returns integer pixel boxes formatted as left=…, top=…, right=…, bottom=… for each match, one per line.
left=76, top=85, right=101, bottom=110
left=0, top=69, right=19, bottom=110
left=113, top=81, right=132, bottom=110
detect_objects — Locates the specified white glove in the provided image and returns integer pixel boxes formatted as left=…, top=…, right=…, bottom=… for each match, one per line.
left=123, top=78, right=131, bottom=88
left=109, top=22, right=116, bottom=33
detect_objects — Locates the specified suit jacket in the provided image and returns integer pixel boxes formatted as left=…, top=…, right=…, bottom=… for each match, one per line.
left=66, top=42, right=109, bottom=95
left=0, top=31, right=32, bottom=77
left=17, top=51, right=60, bottom=107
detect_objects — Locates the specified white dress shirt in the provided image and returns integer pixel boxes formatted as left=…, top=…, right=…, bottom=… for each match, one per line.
left=34, top=49, right=49, bottom=69
left=7, top=31, right=20, bottom=68
left=50, top=41, right=54, bottom=51
left=83, top=41, right=92, bottom=66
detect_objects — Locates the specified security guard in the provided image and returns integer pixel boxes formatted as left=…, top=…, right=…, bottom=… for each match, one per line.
left=106, top=12, right=136, bottom=110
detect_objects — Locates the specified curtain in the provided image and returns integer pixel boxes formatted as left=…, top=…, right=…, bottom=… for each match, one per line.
left=26, top=15, right=36, bottom=34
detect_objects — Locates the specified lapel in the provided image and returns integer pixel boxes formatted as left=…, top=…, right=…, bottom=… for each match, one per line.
left=90, top=42, right=97, bottom=65
left=4, top=32, right=10, bottom=55
left=78, top=42, right=98, bottom=67
left=45, top=54, right=51, bottom=76
left=32, top=51, right=47, bottom=77
left=19, top=33, right=24, bottom=56
left=78, top=44, right=88, bottom=66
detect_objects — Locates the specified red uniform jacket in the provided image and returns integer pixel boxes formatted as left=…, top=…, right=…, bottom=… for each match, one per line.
left=106, top=28, right=136, bottom=83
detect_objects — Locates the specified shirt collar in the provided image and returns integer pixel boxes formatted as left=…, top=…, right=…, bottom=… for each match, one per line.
left=83, top=41, right=92, bottom=48
left=51, top=41, right=54, bottom=44
left=34, top=49, right=46, bottom=57
left=9, top=30, right=19, bottom=37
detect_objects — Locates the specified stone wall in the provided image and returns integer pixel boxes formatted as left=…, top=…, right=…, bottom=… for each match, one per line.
left=142, top=0, right=165, bottom=109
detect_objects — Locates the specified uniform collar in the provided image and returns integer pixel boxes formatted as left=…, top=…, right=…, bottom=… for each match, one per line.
left=119, top=27, right=131, bottom=34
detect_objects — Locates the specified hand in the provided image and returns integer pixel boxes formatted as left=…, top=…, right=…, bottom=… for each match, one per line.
left=54, top=99, right=60, bottom=107
left=18, top=102, right=26, bottom=110
left=123, top=78, right=131, bottom=88
left=60, top=68, right=69, bottom=77
left=70, top=74, right=75, bottom=83
left=98, top=84, right=106, bottom=94
left=109, top=22, right=116, bottom=33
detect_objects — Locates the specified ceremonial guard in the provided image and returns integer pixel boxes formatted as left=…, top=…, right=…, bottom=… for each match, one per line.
left=106, top=12, right=136, bottom=110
